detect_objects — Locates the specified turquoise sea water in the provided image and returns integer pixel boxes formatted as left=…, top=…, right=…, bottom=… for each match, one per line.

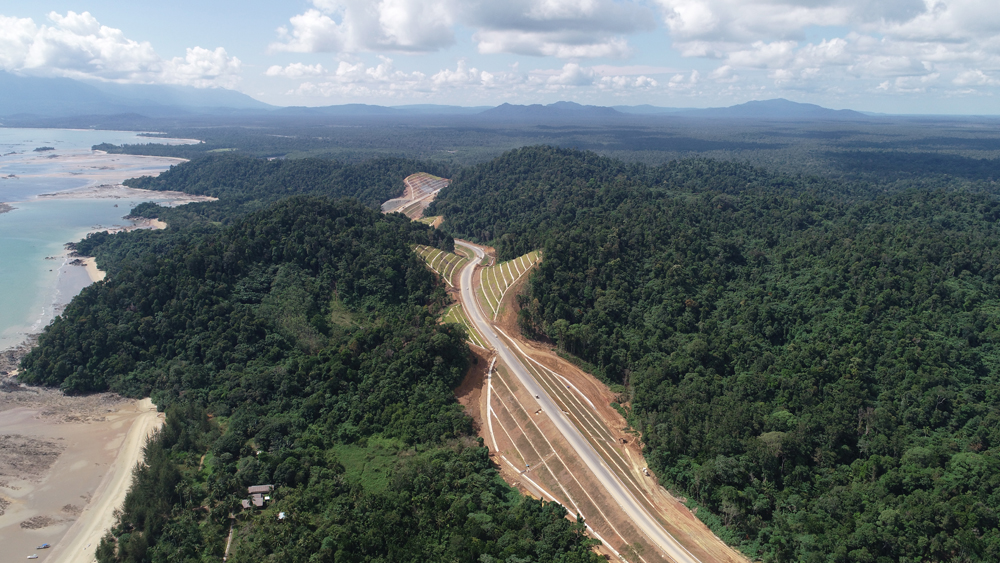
left=0, top=128, right=193, bottom=350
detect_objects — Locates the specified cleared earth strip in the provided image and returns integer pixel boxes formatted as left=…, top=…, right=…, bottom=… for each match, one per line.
left=491, top=252, right=541, bottom=319
left=498, top=331, right=654, bottom=501
left=495, top=328, right=685, bottom=546
left=493, top=341, right=680, bottom=563
left=480, top=268, right=501, bottom=316
left=491, top=368, right=580, bottom=513
left=491, top=365, right=643, bottom=558
left=476, top=251, right=542, bottom=320
left=493, top=367, right=608, bottom=533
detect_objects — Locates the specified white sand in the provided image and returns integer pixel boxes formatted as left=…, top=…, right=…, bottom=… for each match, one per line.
left=48, top=399, right=163, bottom=563
left=10, top=150, right=187, bottom=192
left=80, top=259, right=106, bottom=284
left=36, top=183, right=215, bottom=206
left=0, top=395, right=163, bottom=562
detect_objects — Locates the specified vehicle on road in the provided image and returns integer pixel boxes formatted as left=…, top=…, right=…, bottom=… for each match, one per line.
left=37, top=544, right=50, bottom=549
left=28, top=555, right=38, bottom=560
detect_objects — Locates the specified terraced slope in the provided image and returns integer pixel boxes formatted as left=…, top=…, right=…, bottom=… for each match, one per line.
left=382, top=173, right=450, bottom=219
left=414, top=244, right=467, bottom=287
left=478, top=251, right=541, bottom=319
left=441, top=304, right=488, bottom=348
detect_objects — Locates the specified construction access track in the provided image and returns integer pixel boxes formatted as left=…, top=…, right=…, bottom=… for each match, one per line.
left=453, top=240, right=747, bottom=563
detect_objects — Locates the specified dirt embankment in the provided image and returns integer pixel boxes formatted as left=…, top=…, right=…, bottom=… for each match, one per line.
left=454, top=347, right=493, bottom=436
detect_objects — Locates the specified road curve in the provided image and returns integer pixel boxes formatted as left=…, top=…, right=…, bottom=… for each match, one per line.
left=454, top=240, right=700, bottom=563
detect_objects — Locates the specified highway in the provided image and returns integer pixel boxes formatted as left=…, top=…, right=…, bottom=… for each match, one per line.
left=454, top=240, right=700, bottom=563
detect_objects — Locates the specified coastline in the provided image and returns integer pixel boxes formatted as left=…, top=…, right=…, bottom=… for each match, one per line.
left=0, top=142, right=208, bottom=351
left=47, top=398, right=163, bottom=563
left=0, top=385, right=163, bottom=563
left=35, top=183, right=216, bottom=207
left=69, top=216, right=169, bottom=284
left=80, top=258, right=106, bottom=283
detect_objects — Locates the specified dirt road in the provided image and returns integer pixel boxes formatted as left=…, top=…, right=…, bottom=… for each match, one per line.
left=48, top=398, right=163, bottom=563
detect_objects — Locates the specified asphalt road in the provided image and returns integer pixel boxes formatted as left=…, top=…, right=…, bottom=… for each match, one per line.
left=454, top=240, right=700, bottom=563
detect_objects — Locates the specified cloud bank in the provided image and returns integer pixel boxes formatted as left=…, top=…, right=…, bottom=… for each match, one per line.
left=266, top=0, right=1000, bottom=107
left=271, top=0, right=654, bottom=59
left=0, top=11, right=241, bottom=88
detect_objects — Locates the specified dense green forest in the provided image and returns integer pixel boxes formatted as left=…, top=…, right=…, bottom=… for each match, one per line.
left=70, top=154, right=449, bottom=275
left=84, top=114, right=1000, bottom=184
left=22, top=195, right=600, bottom=562
left=431, top=146, right=1000, bottom=562
left=22, top=140, right=1000, bottom=562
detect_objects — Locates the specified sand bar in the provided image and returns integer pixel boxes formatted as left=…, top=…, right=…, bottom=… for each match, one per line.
left=0, top=385, right=163, bottom=563
left=36, top=183, right=215, bottom=207
left=3, top=148, right=187, bottom=195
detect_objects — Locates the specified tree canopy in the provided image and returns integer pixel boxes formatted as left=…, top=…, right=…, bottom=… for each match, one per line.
left=432, top=145, right=1000, bottom=562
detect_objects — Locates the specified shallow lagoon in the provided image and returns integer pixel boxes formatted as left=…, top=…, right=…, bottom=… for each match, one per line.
left=0, top=128, right=195, bottom=350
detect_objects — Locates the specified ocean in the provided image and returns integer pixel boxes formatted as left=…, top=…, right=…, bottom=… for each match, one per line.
left=0, top=128, right=196, bottom=351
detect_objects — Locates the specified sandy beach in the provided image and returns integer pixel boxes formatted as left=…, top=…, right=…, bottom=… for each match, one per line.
left=36, top=183, right=215, bottom=207
left=0, top=384, right=163, bottom=563
left=3, top=148, right=187, bottom=192
left=80, top=259, right=106, bottom=284
left=0, top=141, right=216, bottom=351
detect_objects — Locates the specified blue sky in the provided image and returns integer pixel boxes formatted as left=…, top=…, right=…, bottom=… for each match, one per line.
left=2, top=1, right=999, bottom=113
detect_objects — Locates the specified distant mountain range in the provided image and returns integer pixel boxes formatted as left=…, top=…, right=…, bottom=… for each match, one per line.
left=0, top=71, right=271, bottom=117
left=479, top=101, right=623, bottom=120
left=680, top=98, right=868, bottom=120
left=0, top=71, right=870, bottom=122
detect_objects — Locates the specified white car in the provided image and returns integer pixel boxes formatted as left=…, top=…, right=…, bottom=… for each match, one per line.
left=28, top=556, right=38, bottom=560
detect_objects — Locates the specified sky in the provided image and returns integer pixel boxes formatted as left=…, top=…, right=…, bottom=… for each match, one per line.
left=1, top=1, right=999, bottom=113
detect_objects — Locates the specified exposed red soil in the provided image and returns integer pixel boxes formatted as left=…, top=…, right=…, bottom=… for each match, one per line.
left=454, top=346, right=492, bottom=436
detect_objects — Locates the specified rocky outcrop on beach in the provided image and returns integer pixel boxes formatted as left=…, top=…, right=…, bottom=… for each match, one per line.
left=0, top=203, right=12, bottom=214
left=0, top=335, right=37, bottom=377
left=0, top=435, right=65, bottom=484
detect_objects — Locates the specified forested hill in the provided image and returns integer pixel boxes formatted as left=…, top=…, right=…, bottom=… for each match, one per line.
left=72, top=154, right=454, bottom=275
left=20, top=197, right=601, bottom=562
left=429, top=146, right=854, bottom=257
left=430, top=146, right=1000, bottom=561
left=123, top=153, right=452, bottom=223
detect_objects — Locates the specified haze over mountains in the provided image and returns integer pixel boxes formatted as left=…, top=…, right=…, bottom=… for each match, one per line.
left=0, top=71, right=873, bottom=122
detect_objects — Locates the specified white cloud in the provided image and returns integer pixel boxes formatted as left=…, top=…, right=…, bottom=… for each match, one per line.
left=431, top=60, right=482, bottom=86
left=161, top=47, right=242, bottom=88
left=272, top=1, right=456, bottom=54
left=650, top=0, right=1000, bottom=97
left=0, top=11, right=240, bottom=87
left=598, top=74, right=659, bottom=89
left=266, top=62, right=326, bottom=78
left=547, top=62, right=596, bottom=86
left=291, top=56, right=430, bottom=98
left=727, top=41, right=797, bottom=69
left=272, top=0, right=653, bottom=58
left=954, top=69, right=1000, bottom=86
left=475, top=30, right=632, bottom=58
